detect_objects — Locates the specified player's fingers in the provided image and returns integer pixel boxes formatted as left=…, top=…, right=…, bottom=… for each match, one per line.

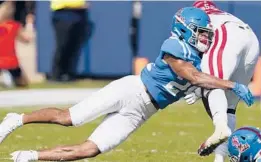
left=184, top=94, right=193, bottom=99
left=244, top=97, right=251, bottom=107
left=185, top=97, right=192, bottom=103
left=249, top=92, right=254, bottom=106
left=187, top=97, right=193, bottom=102
left=245, top=92, right=253, bottom=106
left=187, top=98, right=195, bottom=104
left=190, top=100, right=196, bottom=104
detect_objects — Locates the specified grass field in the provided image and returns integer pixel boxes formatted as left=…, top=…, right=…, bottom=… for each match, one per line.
left=0, top=101, right=260, bottom=162
left=0, top=79, right=112, bottom=91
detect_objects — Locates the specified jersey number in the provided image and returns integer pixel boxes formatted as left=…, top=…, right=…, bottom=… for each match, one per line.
left=164, top=77, right=197, bottom=96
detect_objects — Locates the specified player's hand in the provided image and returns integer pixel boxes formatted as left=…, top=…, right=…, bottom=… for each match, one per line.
left=232, top=82, right=254, bottom=106
left=10, top=150, right=37, bottom=162
left=184, top=93, right=200, bottom=105
left=184, top=88, right=202, bottom=105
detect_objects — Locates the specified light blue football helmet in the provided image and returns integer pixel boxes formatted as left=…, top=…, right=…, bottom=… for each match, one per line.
left=172, top=7, right=214, bottom=53
left=228, top=126, right=261, bottom=162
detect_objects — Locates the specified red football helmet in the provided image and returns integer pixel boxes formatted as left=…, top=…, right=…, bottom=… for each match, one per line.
left=193, top=0, right=223, bottom=14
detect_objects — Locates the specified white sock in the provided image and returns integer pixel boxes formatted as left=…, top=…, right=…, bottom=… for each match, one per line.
left=213, top=114, right=236, bottom=162
left=208, top=89, right=228, bottom=126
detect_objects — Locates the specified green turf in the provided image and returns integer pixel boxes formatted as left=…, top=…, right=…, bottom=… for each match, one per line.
left=0, top=79, right=112, bottom=91
left=0, top=101, right=260, bottom=162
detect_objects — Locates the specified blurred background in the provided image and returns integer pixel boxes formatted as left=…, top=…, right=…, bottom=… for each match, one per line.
left=0, top=1, right=260, bottom=104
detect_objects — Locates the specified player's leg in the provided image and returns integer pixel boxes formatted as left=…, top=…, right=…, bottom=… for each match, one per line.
left=11, top=89, right=158, bottom=161
left=205, top=26, right=259, bottom=161
left=0, top=75, right=141, bottom=143
left=213, top=113, right=236, bottom=162
left=198, top=23, right=250, bottom=156
left=22, top=77, right=128, bottom=126
left=213, top=73, right=258, bottom=162
left=213, top=32, right=259, bottom=161
left=10, top=113, right=140, bottom=161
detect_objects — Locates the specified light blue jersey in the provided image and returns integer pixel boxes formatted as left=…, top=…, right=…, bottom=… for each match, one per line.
left=141, top=35, right=202, bottom=109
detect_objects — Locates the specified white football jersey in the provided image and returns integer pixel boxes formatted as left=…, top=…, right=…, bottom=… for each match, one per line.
left=209, top=12, right=246, bottom=30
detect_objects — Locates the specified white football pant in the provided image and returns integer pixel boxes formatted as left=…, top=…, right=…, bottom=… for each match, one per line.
left=69, top=75, right=158, bottom=152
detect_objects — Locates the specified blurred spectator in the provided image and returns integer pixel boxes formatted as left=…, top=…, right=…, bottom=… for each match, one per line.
left=0, top=1, right=31, bottom=88
left=131, top=1, right=148, bottom=75
left=50, top=0, right=89, bottom=82
left=130, top=1, right=141, bottom=58
left=0, top=1, right=14, bottom=22
left=14, top=1, right=35, bottom=27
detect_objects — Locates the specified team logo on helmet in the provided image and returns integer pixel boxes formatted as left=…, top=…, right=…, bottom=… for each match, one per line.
left=232, top=136, right=250, bottom=153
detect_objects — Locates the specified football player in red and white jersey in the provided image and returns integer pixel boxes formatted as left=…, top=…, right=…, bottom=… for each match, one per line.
left=184, top=1, right=260, bottom=162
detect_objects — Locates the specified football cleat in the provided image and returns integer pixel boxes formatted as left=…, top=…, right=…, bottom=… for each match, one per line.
left=198, top=123, right=231, bottom=156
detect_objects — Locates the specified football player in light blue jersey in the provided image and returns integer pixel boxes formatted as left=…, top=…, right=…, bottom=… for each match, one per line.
left=0, top=7, right=255, bottom=162
left=140, top=7, right=252, bottom=109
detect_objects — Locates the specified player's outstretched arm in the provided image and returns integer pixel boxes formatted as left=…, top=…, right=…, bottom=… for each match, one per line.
left=164, top=54, right=234, bottom=89
left=164, top=54, right=254, bottom=106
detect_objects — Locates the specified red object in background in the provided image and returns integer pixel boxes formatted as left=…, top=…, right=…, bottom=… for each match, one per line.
left=193, top=0, right=224, bottom=14
left=0, top=20, right=21, bottom=69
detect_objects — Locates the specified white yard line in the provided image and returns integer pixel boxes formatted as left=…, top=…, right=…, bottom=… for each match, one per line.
left=0, top=88, right=100, bottom=108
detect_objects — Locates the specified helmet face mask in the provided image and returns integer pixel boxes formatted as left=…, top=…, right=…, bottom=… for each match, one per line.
left=188, top=23, right=214, bottom=52
left=172, top=7, right=214, bottom=53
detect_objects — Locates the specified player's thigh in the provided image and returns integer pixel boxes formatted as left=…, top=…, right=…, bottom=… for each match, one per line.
left=244, top=29, right=260, bottom=70
left=69, top=78, right=131, bottom=126
left=202, top=23, right=247, bottom=80
left=69, top=75, right=145, bottom=127
left=88, top=112, right=143, bottom=153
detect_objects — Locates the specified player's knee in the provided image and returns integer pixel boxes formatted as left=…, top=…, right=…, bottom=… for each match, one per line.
left=74, top=140, right=101, bottom=158
left=53, top=109, right=72, bottom=126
